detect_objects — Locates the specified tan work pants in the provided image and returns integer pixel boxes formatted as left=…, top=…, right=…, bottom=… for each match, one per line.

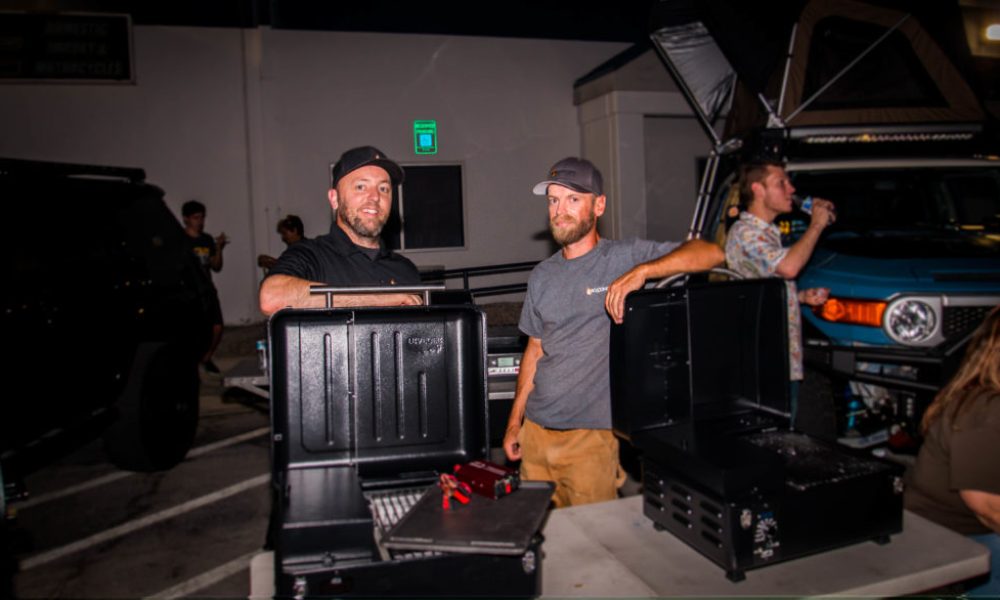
left=519, top=418, right=625, bottom=508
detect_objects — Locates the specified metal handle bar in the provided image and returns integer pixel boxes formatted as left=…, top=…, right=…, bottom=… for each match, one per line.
left=308, top=284, right=446, bottom=308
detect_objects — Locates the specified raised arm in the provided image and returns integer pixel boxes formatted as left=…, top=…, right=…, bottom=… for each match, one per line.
left=210, top=233, right=228, bottom=273
left=605, top=239, right=725, bottom=324
left=775, top=198, right=834, bottom=279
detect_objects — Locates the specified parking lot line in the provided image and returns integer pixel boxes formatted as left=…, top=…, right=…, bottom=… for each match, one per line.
left=18, top=427, right=270, bottom=510
left=19, top=473, right=269, bottom=570
left=141, top=550, right=260, bottom=599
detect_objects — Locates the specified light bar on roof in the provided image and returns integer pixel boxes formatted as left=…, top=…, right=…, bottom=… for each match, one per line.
left=802, top=132, right=976, bottom=144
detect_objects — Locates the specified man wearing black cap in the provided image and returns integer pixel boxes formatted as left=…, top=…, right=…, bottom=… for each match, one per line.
left=503, top=156, right=723, bottom=508
left=259, top=146, right=421, bottom=315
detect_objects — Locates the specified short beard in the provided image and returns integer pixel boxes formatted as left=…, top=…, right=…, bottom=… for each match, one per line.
left=339, top=204, right=385, bottom=243
left=550, top=211, right=595, bottom=247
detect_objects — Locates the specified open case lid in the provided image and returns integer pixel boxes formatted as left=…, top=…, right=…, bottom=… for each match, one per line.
left=610, top=278, right=790, bottom=441
left=269, top=305, right=489, bottom=478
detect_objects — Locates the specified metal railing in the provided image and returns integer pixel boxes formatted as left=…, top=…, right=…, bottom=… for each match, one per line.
left=420, top=260, right=538, bottom=298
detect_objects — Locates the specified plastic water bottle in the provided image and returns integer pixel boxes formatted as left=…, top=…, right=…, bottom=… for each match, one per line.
left=256, top=339, right=267, bottom=374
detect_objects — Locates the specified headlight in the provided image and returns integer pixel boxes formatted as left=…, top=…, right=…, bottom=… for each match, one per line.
left=884, top=298, right=938, bottom=344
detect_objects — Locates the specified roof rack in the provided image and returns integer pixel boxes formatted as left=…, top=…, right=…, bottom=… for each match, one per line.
left=0, top=157, right=146, bottom=183
left=739, top=121, right=998, bottom=163
left=786, top=122, right=983, bottom=143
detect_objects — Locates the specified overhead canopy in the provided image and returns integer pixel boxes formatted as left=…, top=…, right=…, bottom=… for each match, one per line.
left=648, top=0, right=987, bottom=144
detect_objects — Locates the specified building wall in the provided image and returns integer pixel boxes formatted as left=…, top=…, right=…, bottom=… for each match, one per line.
left=644, top=115, right=713, bottom=242
left=0, top=25, right=628, bottom=323
left=577, top=87, right=711, bottom=245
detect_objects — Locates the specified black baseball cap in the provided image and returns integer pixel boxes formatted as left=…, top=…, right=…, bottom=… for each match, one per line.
left=532, top=157, right=603, bottom=196
left=330, top=146, right=404, bottom=187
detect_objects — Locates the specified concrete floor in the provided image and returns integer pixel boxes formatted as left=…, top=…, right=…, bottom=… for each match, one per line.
left=11, top=323, right=271, bottom=599
left=8, top=317, right=643, bottom=599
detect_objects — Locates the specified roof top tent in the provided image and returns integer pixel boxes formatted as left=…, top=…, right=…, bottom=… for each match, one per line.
left=646, top=0, right=994, bottom=237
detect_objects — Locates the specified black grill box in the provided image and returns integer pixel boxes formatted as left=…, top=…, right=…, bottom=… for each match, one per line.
left=269, top=304, right=544, bottom=597
left=610, top=278, right=903, bottom=582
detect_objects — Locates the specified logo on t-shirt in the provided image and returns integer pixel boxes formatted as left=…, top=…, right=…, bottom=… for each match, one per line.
left=586, top=285, right=608, bottom=296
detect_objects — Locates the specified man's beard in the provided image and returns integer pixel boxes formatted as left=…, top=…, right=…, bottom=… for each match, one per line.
left=550, top=211, right=595, bottom=246
left=339, top=204, right=386, bottom=242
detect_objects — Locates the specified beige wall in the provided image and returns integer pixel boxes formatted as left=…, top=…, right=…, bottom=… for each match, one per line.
left=0, top=25, right=628, bottom=323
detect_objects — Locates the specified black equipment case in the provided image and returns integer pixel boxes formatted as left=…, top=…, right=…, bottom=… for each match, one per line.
left=610, top=278, right=903, bottom=582
left=269, top=303, right=546, bottom=598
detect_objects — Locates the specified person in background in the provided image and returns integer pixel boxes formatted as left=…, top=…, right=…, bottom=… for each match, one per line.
left=258, top=146, right=421, bottom=314
left=905, top=306, right=1000, bottom=597
left=724, top=159, right=835, bottom=427
left=258, top=214, right=306, bottom=271
left=503, top=156, right=724, bottom=508
left=182, top=199, right=228, bottom=374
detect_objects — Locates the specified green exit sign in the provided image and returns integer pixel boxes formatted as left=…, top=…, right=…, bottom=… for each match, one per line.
left=413, top=120, right=438, bottom=155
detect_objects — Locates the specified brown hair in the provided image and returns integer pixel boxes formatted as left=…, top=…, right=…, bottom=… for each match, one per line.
left=921, top=306, right=1000, bottom=434
left=277, top=214, right=304, bottom=236
left=737, top=160, right=785, bottom=210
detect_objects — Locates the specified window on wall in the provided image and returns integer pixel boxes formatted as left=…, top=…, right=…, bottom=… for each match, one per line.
left=382, top=164, right=465, bottom=250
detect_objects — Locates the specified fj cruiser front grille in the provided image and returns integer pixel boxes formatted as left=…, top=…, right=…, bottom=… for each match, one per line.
left=943, top=306, right=993, bottom=339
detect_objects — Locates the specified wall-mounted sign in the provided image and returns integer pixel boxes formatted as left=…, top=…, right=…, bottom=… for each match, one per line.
left=0, top=12, right=134, bottom=83
left=413, top=120, right=437, bottom=155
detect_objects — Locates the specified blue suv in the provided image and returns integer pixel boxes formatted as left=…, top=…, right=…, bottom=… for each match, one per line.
left=647, top=0, right=1000, bottom=449
left=734, top=148, right=1000, bottom=446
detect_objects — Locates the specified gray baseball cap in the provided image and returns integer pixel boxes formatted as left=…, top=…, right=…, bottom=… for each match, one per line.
left=532, top=157, right=603, bottom=196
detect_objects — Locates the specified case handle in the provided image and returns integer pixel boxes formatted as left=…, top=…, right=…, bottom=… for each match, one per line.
left=308, top=284, right=447, bottom=308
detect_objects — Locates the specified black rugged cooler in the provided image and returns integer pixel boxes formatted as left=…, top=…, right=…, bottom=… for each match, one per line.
left=269, top=304, right=545, bottom=598
left=610, top=278, right=903, bottom=582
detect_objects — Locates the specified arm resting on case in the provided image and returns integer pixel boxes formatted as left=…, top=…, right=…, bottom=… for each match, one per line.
left=259, top=273, right=421, bottom=316
left=605, top=239, right=724, bottom=324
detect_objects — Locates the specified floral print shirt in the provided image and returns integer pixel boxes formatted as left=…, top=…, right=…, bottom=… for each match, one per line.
left=724, top=211, right=803, bottom=380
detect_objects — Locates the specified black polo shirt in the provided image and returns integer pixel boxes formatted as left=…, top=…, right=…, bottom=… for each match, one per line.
left=266, top=223, right=420, bottom=287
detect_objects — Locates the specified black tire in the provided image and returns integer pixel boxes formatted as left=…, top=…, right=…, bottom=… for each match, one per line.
left=795, top=367, right=838, bottom=441
left=103, top=342, right=200, bottom=471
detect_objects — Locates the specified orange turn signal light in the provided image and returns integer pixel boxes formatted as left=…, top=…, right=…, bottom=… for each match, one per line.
left=814, top=298, right=886, bottom=328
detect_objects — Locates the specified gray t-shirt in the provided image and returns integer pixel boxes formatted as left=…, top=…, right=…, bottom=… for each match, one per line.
left=519, top=237, right=680, bottom=429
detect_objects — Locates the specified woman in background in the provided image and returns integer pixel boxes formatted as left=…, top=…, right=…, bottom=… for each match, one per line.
left=905, top=306, right=1000, bottom=597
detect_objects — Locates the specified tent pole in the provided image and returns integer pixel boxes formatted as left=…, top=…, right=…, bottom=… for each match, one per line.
left=689, top=149, right=720, bottom=240
left=785, top=13, right=911, bottom=124
left=776, top=23, right=799, bottom=122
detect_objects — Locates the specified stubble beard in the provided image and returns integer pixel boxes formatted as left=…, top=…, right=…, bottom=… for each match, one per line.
left=550, top=211, right=595, bottom=247
left=339, top=204, right=386, bottom=244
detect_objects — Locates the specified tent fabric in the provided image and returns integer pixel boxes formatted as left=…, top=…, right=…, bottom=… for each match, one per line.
left=648, top=0, right=800, bottom=98
left=781, top=0, right=984, bottom=126
left=648, top=0, right=987, bottom=142
left=651, top=22, right=735, bottom=142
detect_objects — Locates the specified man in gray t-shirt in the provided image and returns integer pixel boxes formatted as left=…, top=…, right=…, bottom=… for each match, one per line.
left=503, top=157, right=724, bottom=508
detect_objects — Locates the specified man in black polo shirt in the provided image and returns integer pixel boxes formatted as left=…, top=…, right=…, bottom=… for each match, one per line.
left=259, top=146, right=422, bottom=315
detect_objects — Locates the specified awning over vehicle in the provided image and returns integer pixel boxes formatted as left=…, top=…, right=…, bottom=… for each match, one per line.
left=648, top=0, right=986, bottom=144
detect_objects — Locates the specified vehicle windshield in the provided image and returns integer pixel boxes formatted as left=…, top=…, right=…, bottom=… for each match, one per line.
left=780, top=167, right=1000, bottom=241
